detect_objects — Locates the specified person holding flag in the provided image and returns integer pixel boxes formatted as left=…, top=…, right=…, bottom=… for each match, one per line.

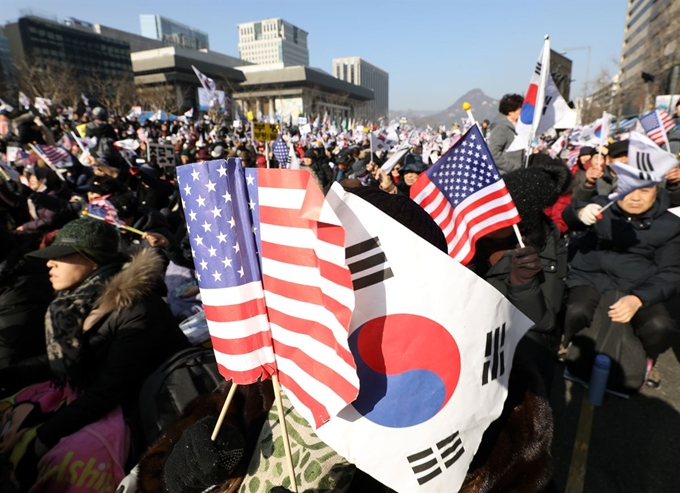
left=487, top=94, right=525, bottom=174
left=561, top=134, right=680, bottom=389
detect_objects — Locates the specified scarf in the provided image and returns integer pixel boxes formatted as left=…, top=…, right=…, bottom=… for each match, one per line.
left=44, top=263, right=121, bottom=390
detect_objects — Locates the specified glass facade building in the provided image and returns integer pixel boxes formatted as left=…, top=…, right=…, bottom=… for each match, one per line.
left=6, top=16, right=132, bottom=78
left=139, top=15, right=209, bottom=51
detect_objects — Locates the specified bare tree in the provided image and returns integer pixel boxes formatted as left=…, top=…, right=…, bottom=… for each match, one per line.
left=84, top=74, right=136, bottom=116
left=135, top=84, right=188, bottom=115
left=13, top=57, right=80, bottom=108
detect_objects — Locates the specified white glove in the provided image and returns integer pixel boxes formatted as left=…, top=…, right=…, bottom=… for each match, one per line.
left=577, top=203, right=603, bottom=226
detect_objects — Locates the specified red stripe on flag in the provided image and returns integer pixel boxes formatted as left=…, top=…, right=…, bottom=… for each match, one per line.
left=276, top=370, right=328, bottom=428
left=260, top=206, right=312, bottom=229
left=446, top=197, right=519, bottom=248
left=211, top=332, right=274, bottom=355
left=262, top=274, right=352, bottom=329
left=256, top=169, right=307, bottom=189
left=204, top=297, right=267, bottom=323
left=450, top=216, right=523, bottom=264
left=215, top=363, right=273, bottom=384
left=266, top=305, right=354, bottom=366
left=316, top=223, right=345, bottom=248
left=273, top=340, right=357, bottom=403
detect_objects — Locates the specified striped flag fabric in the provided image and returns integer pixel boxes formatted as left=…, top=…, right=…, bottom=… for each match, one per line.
left=566, top=146, right=580, bottom=170
left=87, top=196, right=126, bottom=228
left=33, top=144, right=72, bottom=167
left=247, top=168, right=358, bottom=427
left=177, top=159, right=276, bottom=384
left=177, top=158, right=358, bottom=427
left=271, top=135, right=290, bottom=169
left=411, top=125, right=520, bottom=265
left=639, top=110, right=675, bottom=147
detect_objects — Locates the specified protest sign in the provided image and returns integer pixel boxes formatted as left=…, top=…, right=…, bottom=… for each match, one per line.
left=147, top=142, right=176, bottom=166
left=253, top=122, right=280, bottom=141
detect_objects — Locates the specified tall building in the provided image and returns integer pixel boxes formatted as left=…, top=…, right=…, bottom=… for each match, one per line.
left=618, top=0, right=680, bottom=115
left=139, top=15, right=209, bottom=51
left=5, top=16, right=132, bottom=79
left=237, top=19, right=309, bottom=66
left=0, top=26, right=14, bottom=94
left=332, top=57, right=388, bottom=122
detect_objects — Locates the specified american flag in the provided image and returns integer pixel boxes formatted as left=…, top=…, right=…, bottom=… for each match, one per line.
left=177, top=159, right=276, bottom=384
left=33, top=144, right=71, bottom=167
left=178, top=159, right=358, bottom=427
left=410, top=125, right=520, bottom=265
left=249, top=168, right=358, bottom=427
left=271, top=135, right=289, bottom=169
left=640, top=110, right=675, bottom=146
left=566, top=146, right=580, bottom=170
left=87, top=196, right=126, bottom=228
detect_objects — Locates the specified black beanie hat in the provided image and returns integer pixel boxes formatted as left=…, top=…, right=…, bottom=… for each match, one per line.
left=348, top=186, right=448, bottom=253
left=504, top=157, right=571, bottom=234
left=164, top=416, right=245, bottom=493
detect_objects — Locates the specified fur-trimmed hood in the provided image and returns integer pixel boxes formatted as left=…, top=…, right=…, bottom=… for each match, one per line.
left=84, top=248, right=165, bottom=330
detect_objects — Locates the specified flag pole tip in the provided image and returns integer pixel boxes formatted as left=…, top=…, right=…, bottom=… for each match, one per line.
left=544, top=34, right=549, bottom=40
left=462, top=102, right=471, bottom=111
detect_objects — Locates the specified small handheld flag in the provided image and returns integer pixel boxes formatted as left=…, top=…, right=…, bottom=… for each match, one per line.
left=411, top=125, right=520, bottom=265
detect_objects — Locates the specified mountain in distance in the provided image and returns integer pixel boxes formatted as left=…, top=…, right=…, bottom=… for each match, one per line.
left=390, top=89, right=499, bottom=128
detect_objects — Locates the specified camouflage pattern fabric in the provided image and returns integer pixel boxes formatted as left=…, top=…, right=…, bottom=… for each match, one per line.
left=239, top=391, right=355, bottom=493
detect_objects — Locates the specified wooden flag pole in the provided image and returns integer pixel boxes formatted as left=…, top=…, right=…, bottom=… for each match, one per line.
left=81, top=210, right=145, bottom=236
left=272, top=373, right=298, bottom=492
left=211, top=382, right=239, bottom=441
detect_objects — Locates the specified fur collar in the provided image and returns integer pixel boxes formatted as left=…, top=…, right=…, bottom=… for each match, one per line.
left=84, top=248, right=164, bottom=330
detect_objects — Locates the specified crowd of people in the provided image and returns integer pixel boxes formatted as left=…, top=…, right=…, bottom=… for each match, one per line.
left=0, top=95, right=679, bottom=493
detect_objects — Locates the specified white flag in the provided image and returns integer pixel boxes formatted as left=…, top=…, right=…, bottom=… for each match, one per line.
left=18, top=91, right=31, bottom=108
left=191, top=65, right=217, bottom=95
left=508, top=39, right=574, bottom=152
left=608, top=132, right=679, bottom=202
left=0, top=97, right=15, bottom=113
left=184, top=108, right=194, bottom=119
left=312, top=184, right=533, bottom=493
left=288, top=141, right=300, bottom=170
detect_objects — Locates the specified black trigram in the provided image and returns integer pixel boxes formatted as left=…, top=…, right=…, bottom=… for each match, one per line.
left=534, top=61, right=542, bottom=75
left=345, top=237, right=394, bottom=290
left=635, top=152, right=655, bottom=173
left=542, top=95, right=553, bottom=116
left=482, top=323, right=506, bottom=385
left=406, top=432, right=465, bottom=485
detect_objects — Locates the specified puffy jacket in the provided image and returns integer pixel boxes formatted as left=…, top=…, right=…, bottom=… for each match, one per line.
left=562, top=190, right=680, bottom=306
left=0, top=249, right=190, bottom=447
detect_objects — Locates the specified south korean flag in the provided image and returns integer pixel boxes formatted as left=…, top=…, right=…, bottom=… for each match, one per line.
left=310, top=184, right=533, bottom=492
left=608, top=132, right=679, bottom=202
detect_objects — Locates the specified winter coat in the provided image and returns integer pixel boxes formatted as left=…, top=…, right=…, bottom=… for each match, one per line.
left=0, top=249, right=53, bottom=368
left=0, top=182, right=71, bottom=233
left=562, top=190, right=680, bottom=306
left=668, top=114, right=680, bottom=156
left=487, top=115, right=524, bottom=175
left=473, top=219, right=567, bottom=336
left=0, top=249, right=191, bottom=448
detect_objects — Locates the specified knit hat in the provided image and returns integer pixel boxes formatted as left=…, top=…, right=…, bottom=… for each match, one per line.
left=504, top=156, right=571, bottom=233
left=26, top=217, right=121, bottom=265
left=164, top=416, right=245, bottom=493
left=348, top=186, right=448, bottom=253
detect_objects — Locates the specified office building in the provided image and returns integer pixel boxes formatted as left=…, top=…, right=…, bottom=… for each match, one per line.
left=237, top=19, right=309, bottom=66
left=233, top=64, right=372, bottom=123
left=332, top=57, right=389, bottom=121
left=5, top=16, right=132, bottom=79
left=140, top=15, right=209, bottom=51
left=618, top=0, right=679, bottom=114
left=0, top=26, right=14, bottom=94
left=132, top=46, right=246, bottom=112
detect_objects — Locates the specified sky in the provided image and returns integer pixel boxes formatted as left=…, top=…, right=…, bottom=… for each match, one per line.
left=0, top=0, right=627, bottom=111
